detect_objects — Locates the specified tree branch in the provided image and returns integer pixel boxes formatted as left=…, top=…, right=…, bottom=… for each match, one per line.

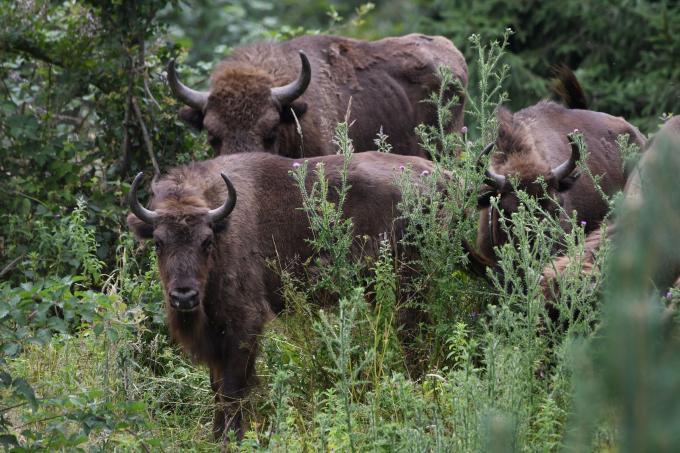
left=0, top=35, right=112, bottom=94
left=131, top=96, right=160, bottom=176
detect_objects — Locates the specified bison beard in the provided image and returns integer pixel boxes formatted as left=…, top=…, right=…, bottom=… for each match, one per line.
left=168, top=33, right=468, bottom=158
left=127, top=151, right=436, bottom=441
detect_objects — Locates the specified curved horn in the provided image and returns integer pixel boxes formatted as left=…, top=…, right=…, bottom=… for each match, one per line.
left=207, top=173, right=237, bottom=223
left=167, top=59, right=209, bottom=111
left=271, top=51, right=311, bottom=105
left=476, top=143, right=507, bottom=189
left=550, top=135, right=581, bottom=181
left=129, top=172, right=159, bottom=224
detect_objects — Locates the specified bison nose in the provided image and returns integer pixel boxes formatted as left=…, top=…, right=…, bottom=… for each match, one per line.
left=169, top=288, right=199, bottom=311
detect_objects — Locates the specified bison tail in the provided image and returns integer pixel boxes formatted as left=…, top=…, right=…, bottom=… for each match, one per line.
left=551, top=64, right=588, bottom=110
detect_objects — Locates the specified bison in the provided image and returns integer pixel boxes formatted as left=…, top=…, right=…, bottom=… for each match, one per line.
left=541, top=116, right=680, bottom=299
left=127, top=151, right=435, bottom=441
left=168, top=34, right=467, bottom=157
left=463, top=101, right=646, bottom=274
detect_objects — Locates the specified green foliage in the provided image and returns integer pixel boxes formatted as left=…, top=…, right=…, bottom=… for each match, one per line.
left=0, top=0, right=205, bottom=280
left=289, top=120, right=359, bottom=296
left=566, top=126, right=680, bottom=451
left=364, top=0, right=679, bottom=130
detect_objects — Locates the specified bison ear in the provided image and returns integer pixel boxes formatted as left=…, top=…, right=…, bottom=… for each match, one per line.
left=280, top=101, right=308, bottom=123
left=178, top=106, right=205, bottom=130
left=557, top=170, right=581, bottom=192
left=127, top=213, right=154, bottom=240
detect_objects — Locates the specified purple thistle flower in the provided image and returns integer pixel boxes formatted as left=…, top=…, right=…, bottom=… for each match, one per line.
left=667, top=291, right=673, bottom=301
left=292, top=162, right=301, bottom=169
left=573, top=128, right=580, bottom=133
left=421, top=170, right=430, bottom=177
left=580, top=220, right=587, bottom=227
left=399, top=165, right=405, bottom=172
left=461, top=126, right=468, bottom=135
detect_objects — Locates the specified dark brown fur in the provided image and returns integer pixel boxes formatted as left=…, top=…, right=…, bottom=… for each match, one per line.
left=178, top=34, right=468, bottom=157
left=127, top=151, right=435, bottom=441
left=551, top=65, right=588, bottom=110
left=468, top=101, right=645, bottom=267
left=541, top=116, right=680, bottom=299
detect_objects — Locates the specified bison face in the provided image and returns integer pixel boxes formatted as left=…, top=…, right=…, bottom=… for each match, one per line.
left=127, top=173, right=237, bottom=313
left=475, top=176, right=579, bottom=261
left=474, top=137, right=581, bottom=261
left=148, top=220, right=219, bottom=312
left=200, top=101, right=294, bottom=156
left=169, top=52, right=311, bottom=156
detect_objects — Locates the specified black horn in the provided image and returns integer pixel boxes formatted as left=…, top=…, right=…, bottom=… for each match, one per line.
left=167, top=59, right=209, bottom=111
left=551, top=134, right=581, bottom=181
left=271, top=51, right=311, bottom=105
left=477, top=142, right=507, bottom=189
left=129, top=172, right=159, bottom=224
left=207, top=173, right=237, bottom=222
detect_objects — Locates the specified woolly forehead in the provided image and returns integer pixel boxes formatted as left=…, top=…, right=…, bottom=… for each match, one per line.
left=493, top=108, right=551, bottom=179
left=496, top=153, right=552, bottom=182
left=150, top=205, right=216, bottom=243
left=210, top=65, right=273, bottom=100
left=151, top=193, right=209, bottom=215
left=204, top=65, right=275, bottom=127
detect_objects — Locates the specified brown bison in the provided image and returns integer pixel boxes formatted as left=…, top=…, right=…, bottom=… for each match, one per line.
left=463, top=101, right=646, bottom=274
left=169, top=34, right=467, bottom=157
left=127, top=151, right=435, bottom=440
left=541, top=116, right=680, bottom=298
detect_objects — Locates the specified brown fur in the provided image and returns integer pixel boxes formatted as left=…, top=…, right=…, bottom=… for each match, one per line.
left=541, top=116, right=680, bottom=299
left=127, top=151, right=435, bottom=441
left=468, top=100, right=646, bottom=266
left=208, top=66, right=272, bottom=128
left=177, top=34, right=468, bottom=158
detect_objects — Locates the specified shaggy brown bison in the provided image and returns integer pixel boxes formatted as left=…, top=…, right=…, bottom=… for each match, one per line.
left=463, top=102, right=646, bottom=274
left=541, top=116, right=680, bottom=299
left=169, top=34, right=467, bottom=157
left=127, top=151, right=435, bottom=441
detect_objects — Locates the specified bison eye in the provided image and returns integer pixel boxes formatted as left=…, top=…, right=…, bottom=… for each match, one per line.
left=208, top=135, right=222, bottom=150
left=201, top=237, right=214, bottom=251
left=154, top=239, right=163, bottom=253
left=263, top=127, right=278, bottom=147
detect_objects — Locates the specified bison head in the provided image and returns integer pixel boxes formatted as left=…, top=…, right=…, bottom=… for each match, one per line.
left=474, top=136, right=581, bottom=261
left=168, top=51, right=311, bottom=155
left=127, top=172, right=236, bottom=313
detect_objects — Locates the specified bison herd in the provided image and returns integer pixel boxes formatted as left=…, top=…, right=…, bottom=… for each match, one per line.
left=126, top=33, right=679, bottom=441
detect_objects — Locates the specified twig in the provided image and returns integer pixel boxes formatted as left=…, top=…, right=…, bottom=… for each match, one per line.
left=17, top=412, right=65, bottom=429
left=118, top=95, right=132, bottom=175
left=137, top=40, right=160, bottom=110
left=143, top=75, right=161, bottom=110
left=0, top=77, right=17, bottom=106
left=0, top=401, right=28, bottom=413
left=0, top=187, right=49, bottom=208
left=131, top=96, right=160, bottom=176
left=27, top=105, right=82, bottom=126
left=0, top=254, right=25, bottom=279
left=0, top=37, right=110, bottom=94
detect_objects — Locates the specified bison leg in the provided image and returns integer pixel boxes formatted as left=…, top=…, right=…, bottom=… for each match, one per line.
left=209, top=367, right=227, bottom=440
left=211, top=341, right=258, bottom=442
